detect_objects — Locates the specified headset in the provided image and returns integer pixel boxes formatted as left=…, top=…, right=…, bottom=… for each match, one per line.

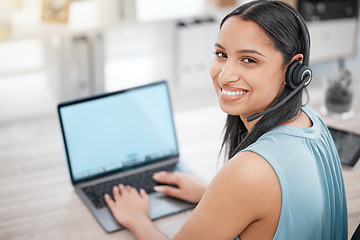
left=247, top=4, right=312, bottom=122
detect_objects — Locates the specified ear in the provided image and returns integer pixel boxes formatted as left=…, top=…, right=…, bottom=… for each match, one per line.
left=288, top=53, right=304, bottom=66
left=283, top=53, right=304, bottom=85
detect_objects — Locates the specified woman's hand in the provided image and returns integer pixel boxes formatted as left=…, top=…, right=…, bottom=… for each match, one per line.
left=153, top=171, right=207, bottom=204
left=104, top=184, right=150, bottom=230
left=105, top=184, right=170, bottom=239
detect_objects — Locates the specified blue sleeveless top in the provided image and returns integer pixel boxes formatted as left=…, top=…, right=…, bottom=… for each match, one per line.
left=235, top=106, right=347, bottom=240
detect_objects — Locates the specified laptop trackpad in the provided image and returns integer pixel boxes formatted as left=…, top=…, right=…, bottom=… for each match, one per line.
left=149, top=192, right=195, bottom=219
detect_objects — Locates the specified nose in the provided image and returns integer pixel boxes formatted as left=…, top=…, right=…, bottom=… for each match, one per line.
left=218, top=60, right=241, bottom=85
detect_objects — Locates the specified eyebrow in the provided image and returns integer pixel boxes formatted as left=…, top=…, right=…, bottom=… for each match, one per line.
left=215, top=43, right=265, bottom=57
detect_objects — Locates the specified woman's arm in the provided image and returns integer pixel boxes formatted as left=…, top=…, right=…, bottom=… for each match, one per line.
left=105, top=151, right=281, bottom=239
left=173, top=151, right=281, bottom=239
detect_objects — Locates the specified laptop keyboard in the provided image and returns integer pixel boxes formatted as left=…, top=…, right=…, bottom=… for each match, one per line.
left=82, top=163, right=176, bottom=208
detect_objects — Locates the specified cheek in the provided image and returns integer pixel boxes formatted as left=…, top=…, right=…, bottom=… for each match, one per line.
left=254, top=71, right=286, bottom=101
left=210, top=59, right=221, bottom=82
left=268, top=71, right=286, bottom=95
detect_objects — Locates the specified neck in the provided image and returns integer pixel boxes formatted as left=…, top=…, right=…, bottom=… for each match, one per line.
left=241, top=115, right=259, bottom=132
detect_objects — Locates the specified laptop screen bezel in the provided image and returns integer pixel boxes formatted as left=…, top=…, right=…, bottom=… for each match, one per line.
left=57, top=80, right=180, bottom=184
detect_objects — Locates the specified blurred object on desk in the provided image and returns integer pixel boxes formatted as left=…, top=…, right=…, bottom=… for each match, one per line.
left=322, top=59, right=357, bottom=119
left=298, top=0, right=359, bottom=121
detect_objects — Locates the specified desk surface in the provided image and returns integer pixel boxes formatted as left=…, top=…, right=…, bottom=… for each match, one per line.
left=0, top=88, right=359, bottom=240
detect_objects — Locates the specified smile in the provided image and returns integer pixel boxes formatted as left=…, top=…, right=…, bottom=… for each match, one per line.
left=218, top=84, right=248, bottom=102
left=222, top=89, right=247, bottom=96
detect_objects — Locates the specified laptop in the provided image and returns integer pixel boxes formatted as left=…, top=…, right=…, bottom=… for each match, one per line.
left=57, top=80, right=195, bottom=232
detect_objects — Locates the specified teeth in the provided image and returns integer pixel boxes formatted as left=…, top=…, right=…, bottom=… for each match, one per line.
left=222, top=89, right=246, bottom=96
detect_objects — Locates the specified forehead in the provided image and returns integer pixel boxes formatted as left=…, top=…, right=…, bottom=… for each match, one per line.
left=218, top=16, right=276, bottom=53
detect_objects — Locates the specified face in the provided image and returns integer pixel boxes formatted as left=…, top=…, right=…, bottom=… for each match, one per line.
left=211, top=17, right=287, bottom=120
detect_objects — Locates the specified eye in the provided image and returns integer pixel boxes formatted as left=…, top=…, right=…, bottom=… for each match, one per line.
left=242, top=57, right=257, bottom=64
left=213, top=51, right=227, bottom=59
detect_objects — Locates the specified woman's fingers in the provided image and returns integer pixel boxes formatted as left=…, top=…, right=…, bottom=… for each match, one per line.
left=153, top=171, right=207, bottom=203
left=154, top=185, right=181, bottom=198
left=112, top=186, right=121, bottom=201
left=104, top=193, right=114, bottom=208
left=153, top=171, right=184, bottom=199
left=153, top=171, right=180, bottom=185
left=139, top=188, right=150, bottom=202
left=103, top=185, right=151, bottom=229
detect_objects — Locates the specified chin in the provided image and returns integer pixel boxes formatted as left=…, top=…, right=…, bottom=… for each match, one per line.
left=218, top=101, right=242, bottom=116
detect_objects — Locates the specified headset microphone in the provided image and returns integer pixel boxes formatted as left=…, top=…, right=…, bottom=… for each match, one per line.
left=247, top=5, right=312, bottom=123
left=247, top=70, right=311, bottom=122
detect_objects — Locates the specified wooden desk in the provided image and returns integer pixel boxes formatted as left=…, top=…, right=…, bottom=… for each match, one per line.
left=0, top=90, right=359, bottom=239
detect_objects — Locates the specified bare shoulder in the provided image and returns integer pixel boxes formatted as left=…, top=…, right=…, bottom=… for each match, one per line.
left=174, top=151, right=281, bottom=239
left=225, top=151, right=278, bottom=181
left=213, top=151, right=281, bottom=220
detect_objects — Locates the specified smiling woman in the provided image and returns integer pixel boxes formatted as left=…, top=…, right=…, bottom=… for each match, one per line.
left=211, top=18, right=287, bottom=119
left=216, top=3, right=313, bottom=156
left=104, top=1, right=348, bottom=240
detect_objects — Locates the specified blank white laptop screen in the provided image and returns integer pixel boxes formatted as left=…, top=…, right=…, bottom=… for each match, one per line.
left=59, top=82, right=178, bottom=182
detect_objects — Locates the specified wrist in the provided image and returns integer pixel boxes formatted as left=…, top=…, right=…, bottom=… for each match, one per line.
left=126, top=214, right=151, bottom=232
left=128, top=215, right=169, bottom=240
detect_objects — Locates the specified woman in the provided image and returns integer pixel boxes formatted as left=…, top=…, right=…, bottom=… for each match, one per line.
left=104, top=1, right=348, bottom=239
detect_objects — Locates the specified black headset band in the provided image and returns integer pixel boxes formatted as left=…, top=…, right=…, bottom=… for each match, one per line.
left=286, top=5, right=310, bottom=65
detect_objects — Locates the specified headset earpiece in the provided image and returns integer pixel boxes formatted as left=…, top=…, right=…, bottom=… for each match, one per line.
left=285, top=60, right=312, bottom=90
left=286, top=61, right=301, bottom=90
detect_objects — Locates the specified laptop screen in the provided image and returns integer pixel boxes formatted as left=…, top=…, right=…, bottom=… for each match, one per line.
left=58, top=81, right=179, bottom=182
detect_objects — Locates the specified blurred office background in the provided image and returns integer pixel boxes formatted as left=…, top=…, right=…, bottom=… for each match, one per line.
left=0, top=0, right=359, bottom=123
